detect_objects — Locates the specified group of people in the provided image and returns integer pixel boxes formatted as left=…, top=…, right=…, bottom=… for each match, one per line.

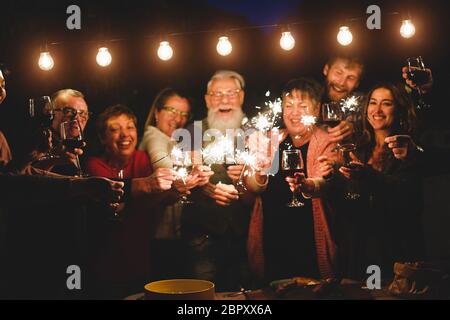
left=0, top=51, right=433, bottom=299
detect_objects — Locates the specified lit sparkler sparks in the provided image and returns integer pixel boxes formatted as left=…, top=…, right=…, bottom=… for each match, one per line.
left=341, top=95, right=363, bottom=113
left=171, top=145, right=183, bottom=162
left=245, top=92, right=283, bottom=132
left=301, top=115, right=317, bottom=126
left=202, top=136, right=235, bottom=165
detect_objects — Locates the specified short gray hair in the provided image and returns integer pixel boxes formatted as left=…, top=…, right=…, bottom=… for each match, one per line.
left=51, top=89, right=85, bottom=106
left=206, top=70, right=245, bottom=93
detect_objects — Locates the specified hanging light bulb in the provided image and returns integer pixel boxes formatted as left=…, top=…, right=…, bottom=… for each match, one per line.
left=337, top=26, right=353, bottom=46
left=279, top=31, right=295, bottom=51
left=157, top=41, right=173, bottom=61
left=216, top=36, right=232, bottom=56
left=38, top=51, right=54, bottom=71
left=96, top=47, right=112, bottom=67
left=400, top=19, right=416, bottom=38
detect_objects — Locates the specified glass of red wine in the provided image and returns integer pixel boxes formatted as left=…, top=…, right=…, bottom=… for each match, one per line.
left=30, top=96, right=61, bottom=163
left=339, top=143, right=361, bottom=200
left=60, top=119, right=85, bottom=177
left=282, top=149, right=304, bottom=207
left=406, top=56, right=431, bottom=109
left=322, top=101, right=345, bottom=151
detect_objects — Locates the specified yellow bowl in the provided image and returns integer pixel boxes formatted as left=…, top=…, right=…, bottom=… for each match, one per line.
left=144, top=279, right=215, bottom=300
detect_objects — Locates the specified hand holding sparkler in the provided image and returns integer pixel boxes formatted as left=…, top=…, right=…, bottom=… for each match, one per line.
left=247, top=129, right=280, bottom=175
left=149, top=168, right=176, bottom=192
left=213, top=182, right=239, bottom=206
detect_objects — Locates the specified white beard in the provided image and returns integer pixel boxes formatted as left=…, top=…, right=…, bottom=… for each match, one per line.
left=207, top=108, right=245, bottom=132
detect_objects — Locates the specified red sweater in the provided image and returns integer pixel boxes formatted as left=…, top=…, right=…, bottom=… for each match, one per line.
left=85, top=150, right=152, bottom=179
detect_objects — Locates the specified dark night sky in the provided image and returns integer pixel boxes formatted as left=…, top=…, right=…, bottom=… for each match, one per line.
left=0, top=0, right=449, bottom=156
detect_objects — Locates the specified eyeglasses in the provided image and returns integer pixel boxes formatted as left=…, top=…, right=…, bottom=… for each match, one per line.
left=208, top=89, right=241, bottom=100
left=161, top=106, right=190, bottom=119
left=55, top=107, right=92, bottom=120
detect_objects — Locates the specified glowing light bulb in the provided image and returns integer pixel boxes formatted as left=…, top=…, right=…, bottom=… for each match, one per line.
left=96, top=47, right=112, bottom=67
left=337, top=26, right=353, bottom=46
left=400, top=19, right=416, bottom=39
left=157, top=41, right=173, bottom=61
left=279, top=31, right=295, bottom=51
left=38, top=51, right=54, bottom=71
left=216, top=36, right=232, bottom=56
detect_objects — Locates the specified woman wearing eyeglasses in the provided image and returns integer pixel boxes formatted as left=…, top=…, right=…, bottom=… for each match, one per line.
left=139, top=87, right=213, bottom=281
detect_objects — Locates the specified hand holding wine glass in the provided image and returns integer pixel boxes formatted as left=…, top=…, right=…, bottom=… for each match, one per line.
left=403, top=56, right=433, bottom=90
left=281, top=149, right=305, bottom=207
left=403, top=56, right=432, bottom=108
left=60, top=119, right=86, bottom=177
left=322, top=102, right=352, bottom=144
left=337, top=146, right=362, bottom=200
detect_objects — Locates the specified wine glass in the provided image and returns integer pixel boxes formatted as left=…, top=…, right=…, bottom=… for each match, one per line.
left=281, top=149, right=304, bottom=207
left=109, top=169, right=124, bottom=221
left=322, top=102, right=344, bottom=150
left=338, top=143, right=361, bottom=200
left=406, top=56, right=431, bottom=109
left=30, top=96, right=61, bottom=163
left=172, top=150, right=194, bottom=205
left=60, top=119, right=85, bottom=177
left=233, top=151, right=249, bottom=195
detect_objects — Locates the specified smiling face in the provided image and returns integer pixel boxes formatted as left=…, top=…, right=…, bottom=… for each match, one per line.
left=283, top=90, right=319, bottom=138
left=367, top=87, right=396, bottom=132
left=323, top=58, right=362, bottom=102
left=155, top=95, right=190, bottom=137
left=205, top=77, right=245, bottom=130
left=102, top=114, right=138, bottom=161
left=51, top=94, right=89, bottom=133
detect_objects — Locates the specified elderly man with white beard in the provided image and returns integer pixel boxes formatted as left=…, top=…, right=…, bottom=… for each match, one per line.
left=182, top=70, right=255, bottom=291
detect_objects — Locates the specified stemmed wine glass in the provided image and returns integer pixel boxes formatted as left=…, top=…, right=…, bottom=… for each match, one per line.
left=322, top=102, right=344, bottom=150
left=30, top=96, right=61, bottom=163
left=60, top=119, right=85, bottom=177
left=233, top=150, right=249, bottom=195
left=339, top=143, right=361, bottom=200
left=281, top=149, right=304, bottom=207
left=172, top=150, right=194, bottom=205
left=406, top=56, right=431, bottom=109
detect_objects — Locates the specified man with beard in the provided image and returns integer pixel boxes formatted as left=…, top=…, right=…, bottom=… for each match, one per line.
left=182, top=70, right=253, bottom=291
left=322, top=54, right=365, bottom=144
left=321, top=53, right=433, bottom=146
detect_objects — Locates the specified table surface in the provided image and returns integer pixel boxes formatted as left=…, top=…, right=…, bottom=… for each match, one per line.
left=125, top=284, right=406, bottom=300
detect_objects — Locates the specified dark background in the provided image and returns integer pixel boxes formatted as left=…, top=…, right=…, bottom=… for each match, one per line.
left=0, top=0, right=449, bottom=258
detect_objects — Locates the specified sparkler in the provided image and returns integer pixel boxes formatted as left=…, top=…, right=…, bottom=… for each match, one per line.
left=301, top=115, right=317, bottom=127
left=202, top=136, right=235, bottom=165
left=341, top=95, right=363, bottom=114
left=244, top=91, right=283, bottom=132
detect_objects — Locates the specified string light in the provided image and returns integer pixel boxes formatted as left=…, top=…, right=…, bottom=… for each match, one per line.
left=337, top=26, right=353, bottom=46
left=216, top=36, right=232, bottom=56
left=157, top=41, right=173, bottom=61
left=38, top=51, right=54, bottom=71
left=400, top=19, right=416, bottom=38
left=279, top=31, right=295, bottom=51
left=33, top=12, right=417, bottom=67
left=96, top=47, right=112, bottom=67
